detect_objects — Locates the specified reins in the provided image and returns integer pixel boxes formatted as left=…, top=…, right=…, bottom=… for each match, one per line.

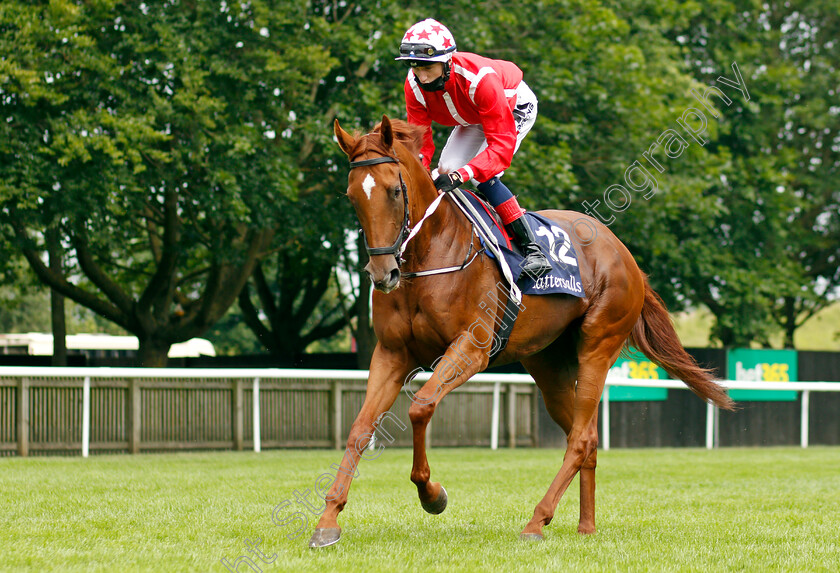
left=348, top=152, right=483, bottom=278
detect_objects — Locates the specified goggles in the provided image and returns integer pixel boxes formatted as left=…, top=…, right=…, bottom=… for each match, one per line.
left=398, top=43, right=440, bottom=59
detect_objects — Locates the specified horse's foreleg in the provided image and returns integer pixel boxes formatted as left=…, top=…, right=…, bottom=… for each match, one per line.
left=309, top=346, right=415, bottom=548
left=407, top=344, right=487, bottom=512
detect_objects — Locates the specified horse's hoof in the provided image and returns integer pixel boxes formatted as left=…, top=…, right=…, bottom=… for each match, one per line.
left=519, top=532, right=544, bottom=542
left=308, top=527, right=341, bottom=548
left=421, top=486, right=448, bottom=514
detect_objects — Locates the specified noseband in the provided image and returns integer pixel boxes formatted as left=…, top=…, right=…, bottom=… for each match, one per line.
left=348, top=155, right=409, bottom=259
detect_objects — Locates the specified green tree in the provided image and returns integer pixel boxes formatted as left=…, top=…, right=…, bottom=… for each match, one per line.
left=6, top=0, right=834, bottom=360
left=215, top=1, right=418, bottom=365
left=237, top=243, right=352, bottom=363
left=448, top=1, right=735, bottom=317
left=1, top=1, right=339, bottom=365
left=466, top=0, right=836, bottom=347
left=652, top=0, right=840, bottom=346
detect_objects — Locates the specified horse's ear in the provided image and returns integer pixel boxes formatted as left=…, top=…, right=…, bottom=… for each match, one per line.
left=334, top=119, right=355, bottom=157
left=380, top=114, right=394, bottom=150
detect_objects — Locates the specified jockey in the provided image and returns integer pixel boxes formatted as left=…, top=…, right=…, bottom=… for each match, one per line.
left=397, top=18, right=552, bottom=278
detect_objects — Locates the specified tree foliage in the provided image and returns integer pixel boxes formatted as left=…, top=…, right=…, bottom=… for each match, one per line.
left=1, top=1, right=314, bottom=364
left=1, top=0, right=837, bottom=357
left=642, top=0, right=840, bottom=346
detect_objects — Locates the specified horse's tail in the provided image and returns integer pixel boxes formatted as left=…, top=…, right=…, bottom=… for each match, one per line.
left=628, top=277, right=735, bottom=411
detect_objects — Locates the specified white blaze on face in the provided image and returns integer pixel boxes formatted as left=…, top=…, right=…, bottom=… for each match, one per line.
left=362, top=174, right=376, bottom=200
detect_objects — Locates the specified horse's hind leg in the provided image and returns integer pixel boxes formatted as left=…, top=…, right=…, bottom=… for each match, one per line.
left=577, top=418, right=598, bottom=534
left=522, top=339, right=598, bottom=536
left=521, top=331, right=625, bottom=540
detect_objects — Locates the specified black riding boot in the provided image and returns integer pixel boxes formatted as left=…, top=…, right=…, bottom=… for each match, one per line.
left=506, top=216, right=552, bottom=279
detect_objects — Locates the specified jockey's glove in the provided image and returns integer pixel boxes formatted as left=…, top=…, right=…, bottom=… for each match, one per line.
left=434, top=171, right=463, bottom=193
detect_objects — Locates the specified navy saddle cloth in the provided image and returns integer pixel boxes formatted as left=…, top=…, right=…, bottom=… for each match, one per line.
left=460, top=191, right=585, bottom=298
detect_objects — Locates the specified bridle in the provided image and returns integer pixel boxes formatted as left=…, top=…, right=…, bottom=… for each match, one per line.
left=347, top=152, right=483, bottom=279
left=348, top=155, right=409, bottom=258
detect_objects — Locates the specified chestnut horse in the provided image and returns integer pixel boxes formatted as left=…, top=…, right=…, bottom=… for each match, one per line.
left=309, top=115, right=734, bottom=548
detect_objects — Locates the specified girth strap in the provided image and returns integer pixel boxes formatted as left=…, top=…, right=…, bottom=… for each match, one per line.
left=489, top=292, right=522, bottom=361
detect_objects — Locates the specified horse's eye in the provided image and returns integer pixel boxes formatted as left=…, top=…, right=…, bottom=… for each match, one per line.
left=393, top=186, right=402, bottom=199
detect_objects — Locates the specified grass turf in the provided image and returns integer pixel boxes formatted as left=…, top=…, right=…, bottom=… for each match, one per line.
left=2, top=447, right=839, bottom=572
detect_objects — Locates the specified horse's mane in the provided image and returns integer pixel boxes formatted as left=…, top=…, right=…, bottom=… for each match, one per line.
left=347, top=118, right=427, bottom=161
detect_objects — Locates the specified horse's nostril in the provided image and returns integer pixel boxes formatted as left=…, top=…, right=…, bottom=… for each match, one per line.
left=363, top=264, right=374, bottom=284
left=388, top=269, right=401, bottom=284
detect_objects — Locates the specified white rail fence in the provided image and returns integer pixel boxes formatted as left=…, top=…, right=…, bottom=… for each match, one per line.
left=2, top=367, right=838, bottom=456
left=600, top=378, right=838, bottom=451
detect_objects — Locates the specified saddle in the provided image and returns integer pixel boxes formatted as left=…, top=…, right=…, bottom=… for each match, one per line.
left=450, top=189, right=585, bottom=298
left=445, top=189, right=585, bottom=361
left=466, top=190, right=512, bottom=247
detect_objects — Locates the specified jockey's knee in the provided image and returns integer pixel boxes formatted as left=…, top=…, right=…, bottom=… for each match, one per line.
left=477, top=177, right=514, bottom=206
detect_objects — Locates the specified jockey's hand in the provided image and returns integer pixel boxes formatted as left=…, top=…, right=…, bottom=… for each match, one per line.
left=434, top=171, right=463, bottom=193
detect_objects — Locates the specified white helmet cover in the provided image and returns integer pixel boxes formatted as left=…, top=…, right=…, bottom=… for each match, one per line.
left=395, top=18, right=457, bottom=63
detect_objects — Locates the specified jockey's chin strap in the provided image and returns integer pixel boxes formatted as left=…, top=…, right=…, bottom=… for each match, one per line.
left=348, top=154, right=481, bottom=278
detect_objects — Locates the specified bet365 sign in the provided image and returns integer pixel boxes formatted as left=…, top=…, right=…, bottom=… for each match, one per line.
left=727, top=349, right=798, bottom=401
left=607, top=347, right=668, bottom=401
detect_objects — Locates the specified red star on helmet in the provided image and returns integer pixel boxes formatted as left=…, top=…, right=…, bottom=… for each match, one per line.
left=442, top=37, right=453, bottom=48
left=430, top=24, right=445, bottom=35
left=414, top=29, right=431, bottom=41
